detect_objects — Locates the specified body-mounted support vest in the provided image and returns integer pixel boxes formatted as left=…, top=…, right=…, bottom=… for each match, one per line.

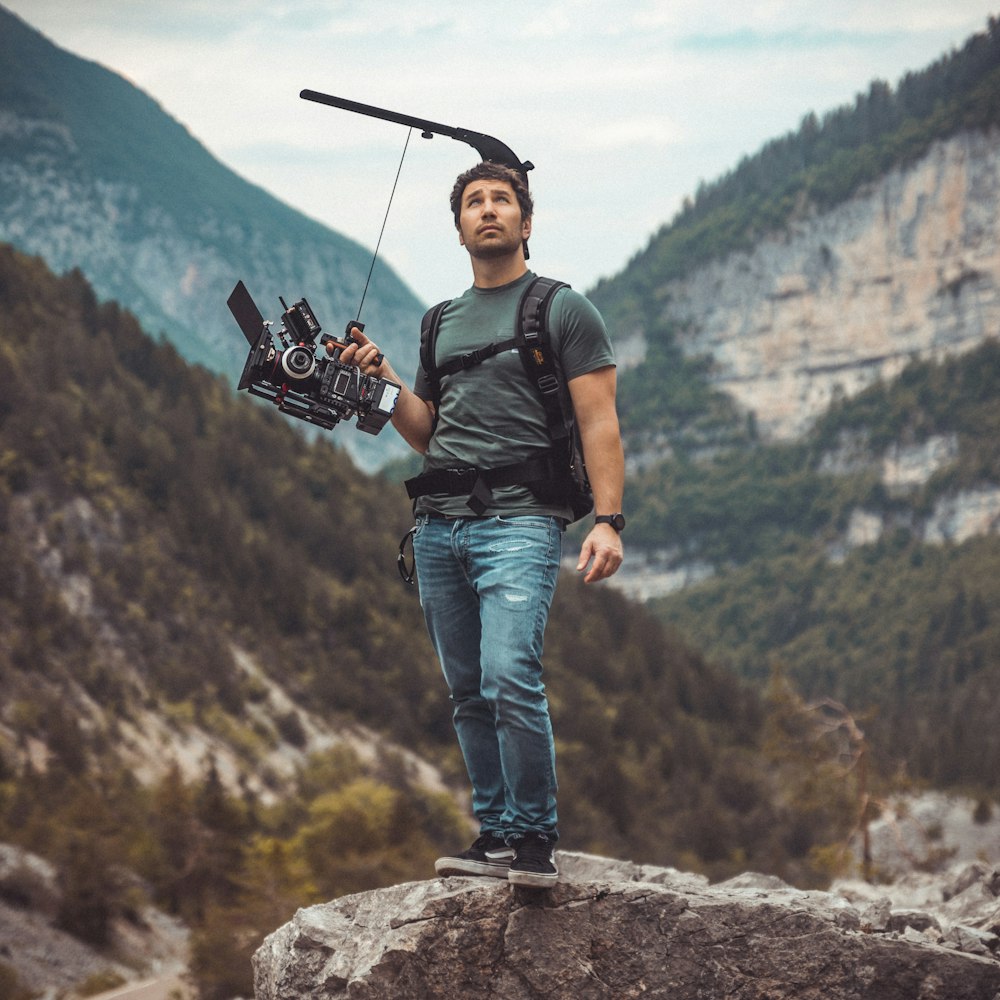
left=404, top=276, right=593, bottom=522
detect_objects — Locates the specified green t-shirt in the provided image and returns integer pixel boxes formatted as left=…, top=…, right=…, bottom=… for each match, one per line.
left=412, top=271, right=615, bottom=519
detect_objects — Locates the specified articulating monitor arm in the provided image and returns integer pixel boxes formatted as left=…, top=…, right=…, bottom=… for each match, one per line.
left=299, top=90, right=534, bottom=185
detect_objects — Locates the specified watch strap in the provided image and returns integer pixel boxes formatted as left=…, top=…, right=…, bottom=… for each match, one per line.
left=595, top=513, right=625, bottom=532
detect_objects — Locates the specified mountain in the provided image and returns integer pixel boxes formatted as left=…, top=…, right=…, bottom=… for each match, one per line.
left=2, top=7, right=999, bottom=991
left=0, top=4, right=422, bottom=466
left=583, top=21, right=1000, bottom=797
left=597, top=19, right=1000, bottom=450
left=644, top=341, right=1000, bottom=792
left=579, top=20, right=1000, bottom=598
left=0, top=245, right=867, bottom=997
left=610, top=124, right=1000, bottom=457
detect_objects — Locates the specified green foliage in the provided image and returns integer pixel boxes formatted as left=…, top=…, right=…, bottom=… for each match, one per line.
left=0, top=746, right=469, bottom=1000
left=627, top=444, right=873, bottom=560
left=629, top=325, right=1000, bottom=801
left=812, top=339, right=1000, bottom=488
left=654, top=343, right=1000, bottom=789
left=615, top=318, right=748, bottom=454
left=655, top=532, right=1000, bottom=792
left=627, top=338, right=1000, bottom=560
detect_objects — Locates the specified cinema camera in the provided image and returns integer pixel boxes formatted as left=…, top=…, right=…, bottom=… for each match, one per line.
left=226, top=281, right=400, bottom=434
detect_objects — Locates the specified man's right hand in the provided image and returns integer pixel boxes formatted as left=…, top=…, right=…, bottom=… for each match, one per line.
left=328, top=324, right=386, bottom=376
left=328, top=326, right=436, bottom=454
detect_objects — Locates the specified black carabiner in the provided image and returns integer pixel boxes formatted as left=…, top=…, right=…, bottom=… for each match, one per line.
left=397, top=525, right=417, bottom=586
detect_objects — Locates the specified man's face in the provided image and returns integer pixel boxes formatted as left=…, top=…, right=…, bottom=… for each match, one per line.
left=456, top=179, right=531, bottom=260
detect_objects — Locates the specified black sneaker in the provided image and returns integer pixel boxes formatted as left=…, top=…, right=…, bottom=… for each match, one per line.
left=508, top=832, right=558, bottom=888
left=435, top=833, right=515, bottom=878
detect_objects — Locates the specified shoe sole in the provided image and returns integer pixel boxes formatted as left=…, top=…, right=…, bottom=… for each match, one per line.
left=507, top=869, right=559, bottom=888
left=435, top=858, right=512, bottom=879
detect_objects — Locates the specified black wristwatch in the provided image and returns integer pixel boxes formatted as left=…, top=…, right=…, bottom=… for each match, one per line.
left=595, top=513, right=626, bottom=533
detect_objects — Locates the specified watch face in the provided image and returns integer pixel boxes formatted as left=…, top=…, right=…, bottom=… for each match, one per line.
left=598, top=514, right=626, bottom=532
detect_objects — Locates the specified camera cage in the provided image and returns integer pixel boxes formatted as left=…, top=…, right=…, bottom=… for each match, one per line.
left=226, top=280, right=400, bottom=434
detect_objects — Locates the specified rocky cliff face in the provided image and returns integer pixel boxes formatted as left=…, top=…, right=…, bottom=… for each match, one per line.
left=655, top=128, right=1000, bottom=443
left=606, top=130, right=1000, bottom=601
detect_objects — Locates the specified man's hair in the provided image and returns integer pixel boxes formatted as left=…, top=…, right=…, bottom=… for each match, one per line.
left=450, top=162, right=533, bottom=227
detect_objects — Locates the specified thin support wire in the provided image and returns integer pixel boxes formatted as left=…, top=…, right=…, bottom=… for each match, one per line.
left=356, top=127, right=412, bottom=322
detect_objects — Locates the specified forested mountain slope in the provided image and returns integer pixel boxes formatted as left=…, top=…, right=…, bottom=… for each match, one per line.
left=646, top=339, right=1000, bottom=793
left=586, top=19, right=1000, bottom=800
left=0, top=246, right=866, bottom=997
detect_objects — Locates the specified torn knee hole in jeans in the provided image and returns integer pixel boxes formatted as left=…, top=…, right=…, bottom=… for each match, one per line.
left=502, top=590, right=531, bottom=607
left=488, top=538, right=534, bottom=554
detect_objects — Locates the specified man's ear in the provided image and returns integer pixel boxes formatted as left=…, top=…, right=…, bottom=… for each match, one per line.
left=457, top=224, right=465, bottom=247
left=522, top=216, right=532, bottom=240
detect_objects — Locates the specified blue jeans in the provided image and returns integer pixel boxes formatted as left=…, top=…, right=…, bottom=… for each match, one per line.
left=413, top=514, right=562, bottom=841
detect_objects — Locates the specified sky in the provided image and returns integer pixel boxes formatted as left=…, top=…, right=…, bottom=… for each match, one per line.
left=4, top=1, right=997, bottom=308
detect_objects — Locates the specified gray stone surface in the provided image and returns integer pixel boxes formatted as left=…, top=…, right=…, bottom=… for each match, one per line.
left=253, top=853, right=1000, bottom=1000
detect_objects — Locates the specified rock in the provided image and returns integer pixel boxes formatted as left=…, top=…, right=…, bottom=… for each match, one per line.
left=0, top=843, right=61, bottom=917
left=0, top=843, right=189, bottom=998
left=888, top=909, right=941, bottom=934
left=253, top=854, right=1000, bottom=1000
left=946, top=863, right=994, bottom=901
left=946, top=924, right=1000, bottom=956
left=861, top=897, right=893, bottom=932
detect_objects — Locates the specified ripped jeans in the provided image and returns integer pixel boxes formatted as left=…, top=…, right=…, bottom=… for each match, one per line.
left=412, top=514, right=562, bottom=841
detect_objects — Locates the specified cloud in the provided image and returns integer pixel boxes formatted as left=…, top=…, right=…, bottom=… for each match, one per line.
left=4, top=0, right=998, bottom=305
left=582, top=118, right=685, bottom=151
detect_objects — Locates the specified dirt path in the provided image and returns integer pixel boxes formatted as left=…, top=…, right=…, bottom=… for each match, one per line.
left=84, top=974, right=192, bottom=1000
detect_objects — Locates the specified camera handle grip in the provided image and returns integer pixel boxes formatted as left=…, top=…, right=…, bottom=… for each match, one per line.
left=340, top=321, right=385, bottom=367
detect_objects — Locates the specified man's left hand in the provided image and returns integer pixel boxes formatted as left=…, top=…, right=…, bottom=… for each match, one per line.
left=576, top=523, right=624, bottom=584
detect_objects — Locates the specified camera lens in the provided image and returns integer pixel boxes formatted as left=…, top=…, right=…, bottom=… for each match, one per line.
left=281, top=346, right=316, bottom=380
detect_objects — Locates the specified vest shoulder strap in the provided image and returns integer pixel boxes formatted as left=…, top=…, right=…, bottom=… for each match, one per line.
left=514, top=276, right=570, bottom=439
left=418, top=275, right=572, bottom=441
left=418, top=298, right=450, bottom=413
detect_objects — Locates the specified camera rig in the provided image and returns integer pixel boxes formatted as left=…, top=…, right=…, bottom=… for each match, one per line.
left=225, top=93, right=534, bottom=438
left=226, top=280, right=400, bottom=434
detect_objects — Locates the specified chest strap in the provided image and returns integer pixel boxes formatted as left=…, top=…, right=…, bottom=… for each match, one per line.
left=433, top=337, right=518, bottom=378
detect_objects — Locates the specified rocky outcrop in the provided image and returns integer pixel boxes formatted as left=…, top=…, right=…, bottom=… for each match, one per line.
left=253, top=853, right=1000, bottom=1000
left=659, top=129, right=1000, bottom=442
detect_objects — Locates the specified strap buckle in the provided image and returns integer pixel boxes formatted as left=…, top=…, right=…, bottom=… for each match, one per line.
left=444, top=467, right=479, bottom=491
left=537, top=373, right=559, bottom=395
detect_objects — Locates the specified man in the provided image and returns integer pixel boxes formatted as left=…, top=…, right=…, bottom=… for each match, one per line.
left=337, top=161, right=624, bottom=888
